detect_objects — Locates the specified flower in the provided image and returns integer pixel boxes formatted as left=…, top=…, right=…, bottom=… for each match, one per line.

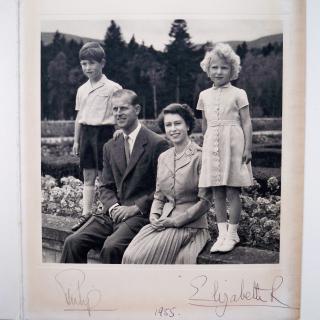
left=41, top=173, right=281, bottom=251
left=267, top=176, right=280, bottom=194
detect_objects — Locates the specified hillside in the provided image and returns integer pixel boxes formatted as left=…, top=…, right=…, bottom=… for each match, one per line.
left=41, top=31, right=282, bottom=50
left=41, top=32, right=101, bottom=46
left=224, top=34, right=283, bottom=50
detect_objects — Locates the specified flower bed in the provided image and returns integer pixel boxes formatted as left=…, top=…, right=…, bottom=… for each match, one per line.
left=207, top=177, right=280, bottom=251
left=42, top=175, right=280, bottom=251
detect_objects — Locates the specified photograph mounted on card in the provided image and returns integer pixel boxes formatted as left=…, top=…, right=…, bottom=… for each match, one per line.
left=41, top=18, right=282, bottom=266
left=21, top=0, right=305, bottom=319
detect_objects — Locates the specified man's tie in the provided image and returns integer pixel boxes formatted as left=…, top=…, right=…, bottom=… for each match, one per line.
left=124, top=135, right=131, bottom=165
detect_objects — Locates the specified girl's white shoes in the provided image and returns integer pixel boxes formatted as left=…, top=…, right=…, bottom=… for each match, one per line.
left=219, top=233, right=240, bottom=252
left=210, top=235, right=226, bottom=253
left=210, top=227, right=240, bottom=253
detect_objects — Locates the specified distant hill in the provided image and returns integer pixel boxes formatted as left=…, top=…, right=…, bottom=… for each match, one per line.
left=41, top=31, right=282, bottom=50
left=246, top=33, right=283, bottom=48
left=41, top=32, right=102, bottom=46
left=194, top=34, right=283, bottom=51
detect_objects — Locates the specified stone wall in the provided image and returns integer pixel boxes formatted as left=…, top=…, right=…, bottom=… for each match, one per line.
left=42, top=214, right=279, bottom=264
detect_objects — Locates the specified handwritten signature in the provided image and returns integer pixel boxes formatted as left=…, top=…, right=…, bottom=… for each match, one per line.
left=188, top=275, right=299, bottom=317
left=55, top=268, right=115, bottom=316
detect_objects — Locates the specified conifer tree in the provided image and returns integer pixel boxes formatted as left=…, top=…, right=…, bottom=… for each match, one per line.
left=165, top=19, right=197, bottom=106
left=47, top=52, right=69, bottom=119
left=103, top=20, right=127, bottom=85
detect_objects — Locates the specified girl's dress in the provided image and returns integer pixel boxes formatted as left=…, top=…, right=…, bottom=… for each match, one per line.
left=197, top=83, right=253, bottom=187
left=122, top=142, right=211, bottom=264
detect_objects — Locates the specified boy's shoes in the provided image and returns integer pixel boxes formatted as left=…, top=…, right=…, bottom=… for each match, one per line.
left=210, top=235, right=226, bottom=253
left=219, top=233, right=240, bottom=252
left=71, top=213, right=92, bottom=232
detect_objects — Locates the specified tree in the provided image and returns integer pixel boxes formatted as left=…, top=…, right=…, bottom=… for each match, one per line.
left=262, top=43, right=274, bottom=56
left=142, top=59, right=165, bottom=118
left=103, top=20, right=127, bottom=86
left=47, top=52, right=69, bottom=119
left=41, top=41, right=49, bottom=119
left=164, top=19, right=197, bottom=106
left=49, top=31, right=67, bottom=59
left=66, top=39, right=82, bottom=69
left=128, top=35, right=139, bottom=57
left=236, top=41, right=248, bottom=60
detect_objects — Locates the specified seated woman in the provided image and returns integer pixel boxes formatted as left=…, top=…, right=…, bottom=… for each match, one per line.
left=122, top=103, right=211, bottom=264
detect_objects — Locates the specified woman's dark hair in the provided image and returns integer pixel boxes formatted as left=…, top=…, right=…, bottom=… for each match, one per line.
left=157, top=103, right=195, bottom=134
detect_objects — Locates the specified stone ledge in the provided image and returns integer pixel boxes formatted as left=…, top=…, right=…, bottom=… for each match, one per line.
left=41, top=118, right=282, bottom=137
left=42, top=214, right=279, bottom=264
left=197, top=242, right=279, bottom=264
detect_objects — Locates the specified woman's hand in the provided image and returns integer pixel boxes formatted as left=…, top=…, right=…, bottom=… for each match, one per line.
left=150, top=219, right=166, bottom=231
left=242, top=149, right=252, bottom=164
left=72, top=142, right=79, bottom=156
left=160, top=218, right=176, bottom=228
left=149, top=213, right=160, bottom=224
left=150, top=217, right=176, bottom=231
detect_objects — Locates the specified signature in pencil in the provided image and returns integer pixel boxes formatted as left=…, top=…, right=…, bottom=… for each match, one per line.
left=55, top=268, right=114, bottom=316
left=188, top=275, right=299, bottom=317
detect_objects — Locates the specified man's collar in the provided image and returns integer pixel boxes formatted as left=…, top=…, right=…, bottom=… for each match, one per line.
left=124, top=121, right=142, bottom=141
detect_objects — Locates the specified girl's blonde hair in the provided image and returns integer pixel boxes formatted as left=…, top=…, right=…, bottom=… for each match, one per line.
left=200, top=43, right=241, bottom=81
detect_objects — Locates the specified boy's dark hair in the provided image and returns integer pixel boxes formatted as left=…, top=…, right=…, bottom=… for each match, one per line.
left=157, top=103, right=195, bottom=135
left=79, top=42, right=105, bottom=62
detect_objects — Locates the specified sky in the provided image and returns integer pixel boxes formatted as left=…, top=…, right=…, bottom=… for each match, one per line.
left=41, top=19, right=282, bottom=51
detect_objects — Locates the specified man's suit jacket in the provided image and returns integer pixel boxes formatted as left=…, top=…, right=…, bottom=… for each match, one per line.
left=99, top=125, right=169, bottom=232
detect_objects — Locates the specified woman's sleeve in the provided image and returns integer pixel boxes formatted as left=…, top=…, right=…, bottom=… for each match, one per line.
left=150, top=155, right=166, bottom=215
left=236, top=89, right=249, bottom=110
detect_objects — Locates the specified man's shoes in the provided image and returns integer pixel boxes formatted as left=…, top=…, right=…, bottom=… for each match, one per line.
left=71, top=213, right=92, bottom=232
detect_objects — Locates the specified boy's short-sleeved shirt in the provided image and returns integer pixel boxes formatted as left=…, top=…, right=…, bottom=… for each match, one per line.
left=76, top=74, right=122, bottom=125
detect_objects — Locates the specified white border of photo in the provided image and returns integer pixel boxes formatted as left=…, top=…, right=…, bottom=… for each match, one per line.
left=17, top=0, right=311, bottom=319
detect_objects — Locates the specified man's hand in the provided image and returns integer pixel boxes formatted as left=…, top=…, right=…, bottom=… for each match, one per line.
left=111, top=205, right=140, bottom=223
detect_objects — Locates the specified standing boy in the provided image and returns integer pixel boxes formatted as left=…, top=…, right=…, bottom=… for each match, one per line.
left=71, top=42, right=122, bottom=231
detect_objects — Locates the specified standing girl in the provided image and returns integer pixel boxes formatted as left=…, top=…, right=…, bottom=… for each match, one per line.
left=197, top=43, right=253, bottom=253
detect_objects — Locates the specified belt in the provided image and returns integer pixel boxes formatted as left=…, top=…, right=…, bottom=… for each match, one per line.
left=208, top=120, right=240, bottom=127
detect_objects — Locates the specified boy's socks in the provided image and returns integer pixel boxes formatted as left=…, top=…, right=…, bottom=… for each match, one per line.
left=71, top=185, right=95, bottom=232
left=82, top=185, right=95, bottom=216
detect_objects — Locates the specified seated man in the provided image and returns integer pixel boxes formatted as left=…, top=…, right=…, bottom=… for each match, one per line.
left=60, top=89, right=169, bottom=263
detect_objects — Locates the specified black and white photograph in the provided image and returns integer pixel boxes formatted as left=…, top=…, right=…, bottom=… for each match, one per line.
left=18, top=0, right=306, bottom=318
left=41, top=19, right=283, bottom=265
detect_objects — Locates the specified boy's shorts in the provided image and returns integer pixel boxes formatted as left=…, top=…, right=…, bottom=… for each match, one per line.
left=79, top=124, right=114, bottom=172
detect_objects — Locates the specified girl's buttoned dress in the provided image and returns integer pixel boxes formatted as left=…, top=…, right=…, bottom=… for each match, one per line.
left=122, top=142, right=211, bottom=264
left=197, top=83, right=253, bottom=187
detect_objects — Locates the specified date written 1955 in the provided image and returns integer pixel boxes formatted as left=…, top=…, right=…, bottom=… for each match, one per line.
left=154, top=306, right=177, bottom=318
